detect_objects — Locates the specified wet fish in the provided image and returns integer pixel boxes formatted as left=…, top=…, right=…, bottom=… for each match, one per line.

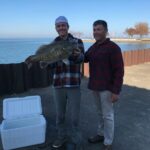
left=25, top=40, right=80, bottom=68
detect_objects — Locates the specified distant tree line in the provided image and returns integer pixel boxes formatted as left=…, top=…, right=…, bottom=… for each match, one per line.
left=125, top=22, right=149, bottom=38
left=70, top=22, right=150, bottom=39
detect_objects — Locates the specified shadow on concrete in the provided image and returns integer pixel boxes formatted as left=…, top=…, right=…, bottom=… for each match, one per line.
left=0, top=78, right=150, bottom=150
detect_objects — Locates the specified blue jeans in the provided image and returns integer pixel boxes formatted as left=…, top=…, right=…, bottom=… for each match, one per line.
left=53, top=87, right=82, bottom=144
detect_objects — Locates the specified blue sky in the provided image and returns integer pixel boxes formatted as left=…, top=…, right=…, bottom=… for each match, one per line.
left=0, top=0, right=150, bottom=38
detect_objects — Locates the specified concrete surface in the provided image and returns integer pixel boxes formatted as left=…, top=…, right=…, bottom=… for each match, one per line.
left=0, top=63, right=150, bottom=150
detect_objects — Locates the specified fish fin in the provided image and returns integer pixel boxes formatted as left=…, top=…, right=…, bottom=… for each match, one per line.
left=24, top=62, right=33, bottom=69
left=62, top=59, right=69, bottom=65
left=27, top=63, right=33, bottom=69
left=39, top=61, right=49, bottom=69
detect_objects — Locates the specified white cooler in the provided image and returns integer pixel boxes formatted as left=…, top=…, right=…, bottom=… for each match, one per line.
left=0, top=96, right=46, bottom=150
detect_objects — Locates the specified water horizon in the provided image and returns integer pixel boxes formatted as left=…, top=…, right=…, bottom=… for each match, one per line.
left=0, top=38, right=150, bottom=64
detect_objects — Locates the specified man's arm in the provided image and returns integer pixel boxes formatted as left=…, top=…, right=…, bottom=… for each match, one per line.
left=84, top=50, right=90, bottom=63
left=110, top=45, right=124, bottom=102
left=84, top=45, right=93, bottom=63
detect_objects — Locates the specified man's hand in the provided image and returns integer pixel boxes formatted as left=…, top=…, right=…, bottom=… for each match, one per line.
left=24, top=55, right=35, bottom=69
left=72, top=48, right=81, bottom=56
left=111, top=93, right=119, bottom=103
left=25, top=55, right=34, bottom=64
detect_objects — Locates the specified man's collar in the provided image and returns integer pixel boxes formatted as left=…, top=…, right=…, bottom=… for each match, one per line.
left=96, top=38, right=110, bottom=45
left=55, top=33, right=74, bottom=41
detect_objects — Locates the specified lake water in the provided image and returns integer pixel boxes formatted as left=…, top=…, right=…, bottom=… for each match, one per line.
left=0, top=38, right=150, bottom=64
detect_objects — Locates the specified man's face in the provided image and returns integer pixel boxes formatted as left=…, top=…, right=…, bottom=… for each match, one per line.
left=93, top=24, right=107, bottom=41
left=55, top=22, right=69, bottom=37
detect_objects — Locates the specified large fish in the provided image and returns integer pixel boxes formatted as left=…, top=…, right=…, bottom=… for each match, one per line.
left=25, top=40, right=80, bottom=68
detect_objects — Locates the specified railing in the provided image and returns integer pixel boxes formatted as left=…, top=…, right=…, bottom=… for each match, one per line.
left=122, top=49, right=150, bottom=66
left=0, top=62, right=53, bottom=96
left=0, top=49, right=150, bottom=96
left=83, top=49, right=150, bottom=77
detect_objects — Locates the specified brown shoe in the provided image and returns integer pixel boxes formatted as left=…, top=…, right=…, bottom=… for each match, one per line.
left=88, top=135, right=104, bottom=143
left=103, top=144, right=112, bottom=150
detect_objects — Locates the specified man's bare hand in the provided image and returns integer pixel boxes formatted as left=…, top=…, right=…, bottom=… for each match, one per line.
left=72, top=48, right=81, bottom=56
left=111, top=93, right=119, bottom=103
left=25, top=55, right=35, bottom=69
left=25, top=55, right=34, bottom=64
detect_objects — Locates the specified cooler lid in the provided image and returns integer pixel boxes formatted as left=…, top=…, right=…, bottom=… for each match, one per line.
left=3, top=96, right=42, bottom=120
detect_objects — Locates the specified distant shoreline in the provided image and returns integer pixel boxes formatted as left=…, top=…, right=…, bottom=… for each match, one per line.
left=82, top=38, right=150, bottom=43
left=1, top=37, right=150, bottom=43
